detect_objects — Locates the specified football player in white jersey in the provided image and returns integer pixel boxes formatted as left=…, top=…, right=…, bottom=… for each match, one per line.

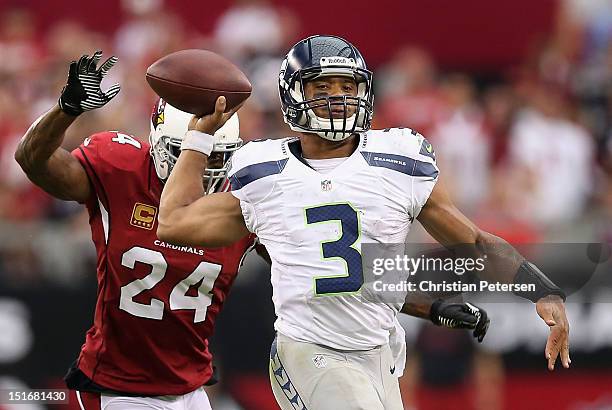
left=158, top=35, right=570, bottom=410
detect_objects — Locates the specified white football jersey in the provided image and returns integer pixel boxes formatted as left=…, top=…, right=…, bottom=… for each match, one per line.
left=228, top=128, right=438, bottom=350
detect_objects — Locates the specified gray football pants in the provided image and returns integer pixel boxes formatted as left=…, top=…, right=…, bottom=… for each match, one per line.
left=269, top=333, right=403, bottom=410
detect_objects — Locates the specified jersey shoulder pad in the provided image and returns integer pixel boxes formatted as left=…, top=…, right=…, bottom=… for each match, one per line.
left=228, top=138, right=290, bottom=190
left=364, top=128, right=435, bottom=161
left=75, top=131, right=149, bottom=173
left=361, top=128, right=438, bottom=179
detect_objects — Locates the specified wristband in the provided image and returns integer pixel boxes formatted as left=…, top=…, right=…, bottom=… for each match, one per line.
left=181, top=130, right=214, bottom=156
left=513, top=261, right=566, bottom=302
left=58, top=94, right=82, bottom=117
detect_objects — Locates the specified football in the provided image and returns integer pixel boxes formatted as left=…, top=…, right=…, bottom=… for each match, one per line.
left=145, top=49, right=252, bottom=116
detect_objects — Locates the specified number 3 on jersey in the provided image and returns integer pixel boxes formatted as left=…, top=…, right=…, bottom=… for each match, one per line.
left=119, top=247, right=220, bottom=322
left=305, top=203, right=363, bottom=295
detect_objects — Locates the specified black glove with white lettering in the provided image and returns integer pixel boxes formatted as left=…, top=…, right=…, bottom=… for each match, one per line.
left=58, top=50, right=120, bottom=116
left=430, top=299, right=490, bottom=342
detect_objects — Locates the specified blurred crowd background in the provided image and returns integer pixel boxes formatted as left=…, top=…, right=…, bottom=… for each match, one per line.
left=0, top=0, right=611, bottom=409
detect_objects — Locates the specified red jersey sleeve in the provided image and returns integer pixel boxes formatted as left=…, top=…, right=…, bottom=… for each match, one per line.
left=71, top=131, right=147, bottom=209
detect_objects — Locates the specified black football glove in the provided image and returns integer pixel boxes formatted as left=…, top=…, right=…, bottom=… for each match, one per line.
left=430, top=299, right=490, bottom=342
left=58, top=50, right=120, bottom=116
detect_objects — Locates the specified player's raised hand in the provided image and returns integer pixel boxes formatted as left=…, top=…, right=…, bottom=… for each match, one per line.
left=536, top=295, right=570, bottom=370
left=430, top=300, right=490, bottom=342
left=188, top=96, right=242, bottom=135
left=59, top=50, right=121, bottom=116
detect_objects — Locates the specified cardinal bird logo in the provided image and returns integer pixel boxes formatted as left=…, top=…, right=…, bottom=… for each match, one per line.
left=151, top=99, right=167, bottom=129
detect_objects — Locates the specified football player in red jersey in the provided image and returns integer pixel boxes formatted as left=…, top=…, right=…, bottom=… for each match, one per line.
left=15, top=51, right=253, bottom=410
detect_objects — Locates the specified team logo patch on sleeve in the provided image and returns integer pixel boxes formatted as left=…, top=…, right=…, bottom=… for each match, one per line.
left=130, top=203, right=157, bottom=230
left=419, top=138, right=436, bottom=160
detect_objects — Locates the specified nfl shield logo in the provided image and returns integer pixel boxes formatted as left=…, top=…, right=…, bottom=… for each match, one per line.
left=321, top=180, right=332, bottom=191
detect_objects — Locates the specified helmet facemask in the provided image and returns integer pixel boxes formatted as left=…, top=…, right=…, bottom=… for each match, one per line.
left=149, top=99, right=242, bottom=194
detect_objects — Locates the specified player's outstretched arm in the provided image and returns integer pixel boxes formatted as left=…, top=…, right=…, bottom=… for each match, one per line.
left=15, top=105, right=90, bottom=202
left=416, top=178, right=570, bottom=370
left=158, top=96, right=249, bottom=248
left=15, top=51, right=120, bottom=202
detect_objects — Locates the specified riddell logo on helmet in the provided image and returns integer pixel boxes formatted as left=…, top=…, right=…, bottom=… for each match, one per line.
left=320, top=57, right=355, bottom=66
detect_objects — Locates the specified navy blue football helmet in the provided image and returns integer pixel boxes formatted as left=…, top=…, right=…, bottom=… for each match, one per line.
left=278, top=35, right=374, bottom=141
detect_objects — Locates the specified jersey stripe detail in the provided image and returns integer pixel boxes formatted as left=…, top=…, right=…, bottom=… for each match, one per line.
left=238, top=237, right=258, bottom=269
left=360, top=151, right=438, bottom=178
left=76, top=391, right=85, bottom=410
left=76, top=391, right=101, bottom=410
left=98, top=198, right=109, bottom=244
left=270, top=337, right=308, bottom=410
left=229, top=158, right=289, bottom=189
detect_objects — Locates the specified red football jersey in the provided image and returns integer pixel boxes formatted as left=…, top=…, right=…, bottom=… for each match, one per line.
left=70, top=131, right=255, bottom=395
